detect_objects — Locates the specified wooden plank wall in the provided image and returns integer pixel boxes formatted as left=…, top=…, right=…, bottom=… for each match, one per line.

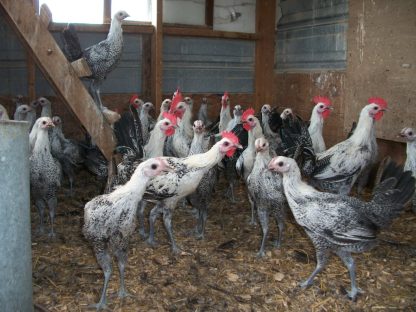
left=344, top=0, right=416, bottom=142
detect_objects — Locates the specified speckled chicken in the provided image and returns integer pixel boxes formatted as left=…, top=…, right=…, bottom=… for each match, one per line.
left=38, top=96, right=52, bottom=118
left=260, top=104, right=281, bottom=154
left=218, top=92, right=232, bottom=133
left=197, top=97, right=211, bottom=127
left=144, top=132, right=242, bottom=253
left=14, top=104, right=37, bottom=131
left=186, top=120, right=217, bottom=239
left=269, top=156, right=415, bottom=300
left=30, top=117, right=61, bottom=237
left=399, top=127, right=416, bottom=212
left=83, top=158, right=170, bottom=310
left=247, top=138, right=287, bottom=257
left=62, top=11, right=129, bottom=109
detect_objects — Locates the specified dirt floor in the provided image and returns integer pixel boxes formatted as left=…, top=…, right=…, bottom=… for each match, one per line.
left=32, top=169, right=416, bottom=311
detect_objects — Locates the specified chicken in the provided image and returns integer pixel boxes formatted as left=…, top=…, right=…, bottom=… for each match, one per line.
left=186, top=120, right=217, bottom=239
left=221, top=104, right=246, bottom=203
left=144, top=132, right=242, bottom=253
left=308, top=96, right=332, bottom=153
left=30, top=117, right=61, bottom=237
left=15, top=104, right=36, bottom=132
left=268, top=156, right=415, bottom=300
left=37, top=96, right=52, bottom=118
left=113, top=94, right=144, bottom=160
left=260, top=104, right=281, bottom=154
left=144, top=113, right=177, bottom=159
left=157, top=99, right=172, bottom=122
left=218, top=92, right=232, bottom=133
left=165, top=92, right=193, bottom=157
left=236, top=108, right=264, bottom=224
left=139, top=101, right=154, bottom=144
left=197, top=97, right=211, bottom=127
left=247, top=138, right=287, bottom=257
left=0, top=104, right=10, bottom=120
left=83, top=157, right=170, bottom=310
left=61, top=23, right=83, bottom=62
left=399, top=127, right=416, bottom=212
left=309, top=97, right=387, bottom=194
left=62, top=11, right=129, bottom=109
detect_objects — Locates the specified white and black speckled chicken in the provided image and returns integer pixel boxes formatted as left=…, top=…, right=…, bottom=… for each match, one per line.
left=186, top=120, right=217, bottom=239
left=197, top=97, right=211, bottom=127
left=14, top=104, right=37, bottom=131
left=61, top=23, right=83, bottom=62
left=144, top=132, right=242, bottom=253
left=260, top=104, right=281, bottom=154
left=399, top=127, right=416, bottom=212
left=307, top=96, right=333, bottom=154
left=269, top=156, right=415, bottom=300
left=83, top=157, right=171, bottom=310
left=30, top=117, right=62, bottom=237
left=62, top=11, right=129, bottom=109
left=37, top=96, right=52, bottom=118
left=218, top=92, right=232, bottom=134
left=247, top=138, right=287, bottom=257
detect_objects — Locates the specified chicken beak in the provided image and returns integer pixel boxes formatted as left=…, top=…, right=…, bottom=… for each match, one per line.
left=327, top=106, right=334, bottom=111
left=235, top=143, right=243, bottom=149
left=48, top=122, right=55, bottom=128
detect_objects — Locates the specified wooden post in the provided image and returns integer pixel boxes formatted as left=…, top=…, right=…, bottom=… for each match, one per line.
left=205, top=0, right=214, bottom=28
left=0, top=0, right=116, bottom=160
left=151, top=0, right=163, bottom=116
left=254, top=0, right=276, bottom=110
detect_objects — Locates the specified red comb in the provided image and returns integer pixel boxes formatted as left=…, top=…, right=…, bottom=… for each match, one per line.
left=368, top=97, right=387, bottom=109
left=242, top=108, right=255, bottom=122
left=313, top=96, right=331, bottom=106
left=129, top=94, right=139, bottom=104
left=162, top=112, right=177, bottom=126
left=170, top=89, right=184, bottom=113
left=221, top=131, right=239, bottom=145
left=222, top=91, right=229, bottom=100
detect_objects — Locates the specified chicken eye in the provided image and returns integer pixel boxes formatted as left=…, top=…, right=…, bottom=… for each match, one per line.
left=409, top=131, right=413, bottom=136
left=262, top=143, right=266, bottom=147
left=223, top=141, right=230, bottom=147
left=373, top=106, right=378, bottom=110
left=248, top=118, right=253, bottom=122
left=151, top=164, right=158, bottom=170
left=42, top=121, right=47, bottom=125
left=319, top=105, right=324, bottom=109
left=278, top=161, right=284, bottom=167
left=164, top=122, right=169, bottom=126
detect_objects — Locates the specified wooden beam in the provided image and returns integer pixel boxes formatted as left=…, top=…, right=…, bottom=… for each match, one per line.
left=48, top=22, right=154, bottom=35
left=254, top=0, right=276, bottom=110
left=205, top=0, right=214, bottom=27
left=150, top=0, right=163, bottom=115
left=0, top=0, right=116, bottom=160
left=103, top=0, right=111, bottom=23
left=164, top=25, right=258, bottom=40
left=141, top=34, right=152, bottom=101
left=26, top=53, right=36, bottom=101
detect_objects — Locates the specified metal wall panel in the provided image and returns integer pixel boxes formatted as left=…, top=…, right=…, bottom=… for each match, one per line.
left=276, top=0, right=348, bottom=72
left=163, top=36, right=254, bottom=93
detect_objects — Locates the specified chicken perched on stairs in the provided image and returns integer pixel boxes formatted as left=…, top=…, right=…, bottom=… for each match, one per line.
left=310, top=97, right=387, bottom=194
left=144, top=132, right=242, bottom=253
left=30, top=117, right=62, bottom=237
left=308, top=96, right=332, bottom=153
left=62, top=11, right=129, bottom=110
left=236, top=108, right=264, bottom=224
left=186, top=120, right=218, bottom=239
left=83, top=158, right=171, bottom=310
left=399, top=127, right=416, bottom=212
left=269, top=156, right=415, bottom=300
left=247, top=138, right=287, bottom=257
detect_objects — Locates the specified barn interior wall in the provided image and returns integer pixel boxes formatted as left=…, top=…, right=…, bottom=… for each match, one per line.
left=275, top=0, right=415, bottom=164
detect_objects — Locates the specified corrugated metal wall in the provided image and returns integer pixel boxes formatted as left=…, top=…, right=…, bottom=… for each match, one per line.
left=163, top=36, right=254, bottom=93
left=276, top=0, right=348, bottom=72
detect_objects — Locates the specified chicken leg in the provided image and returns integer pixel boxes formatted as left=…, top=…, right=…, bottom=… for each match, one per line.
left=299, top=246, right=329, bottom=289
left=34, top=198, right=46, bottom=234
left=336, top=250, right=363, bottom=300
left=162, top=206, right=181, bottom=254
left=90, top=245, right=112, bottom=310
left=89, top=79, right=104, bottom=110
left=256, top=207, right=269, bottom=257
left=114, top=248, right=133, bottom=299
left=146, top=203, right=163, bottom=247
left=47, top=196, right=57, bottom=238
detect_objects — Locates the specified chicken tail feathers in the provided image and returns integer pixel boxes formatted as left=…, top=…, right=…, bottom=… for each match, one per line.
left=368, top=160, right=415, bottom=228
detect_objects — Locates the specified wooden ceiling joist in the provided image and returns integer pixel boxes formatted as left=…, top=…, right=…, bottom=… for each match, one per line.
left=0, top=0, right=116, bottom=160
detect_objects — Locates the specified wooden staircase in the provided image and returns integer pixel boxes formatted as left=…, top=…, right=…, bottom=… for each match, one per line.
left=0, top=0, right=116, bottom=160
